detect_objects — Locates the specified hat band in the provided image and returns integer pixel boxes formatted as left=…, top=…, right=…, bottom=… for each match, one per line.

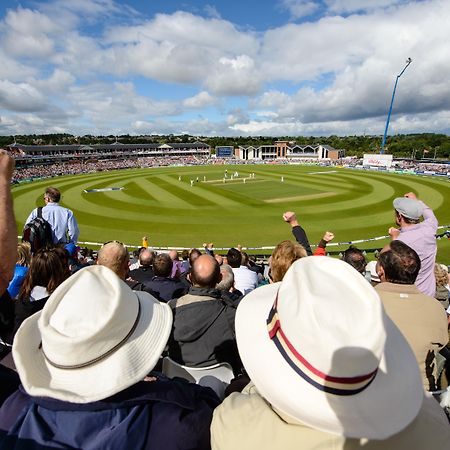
left=267, top=296, right=378, bottom=396
left=41, top=298, right=141, bottom=370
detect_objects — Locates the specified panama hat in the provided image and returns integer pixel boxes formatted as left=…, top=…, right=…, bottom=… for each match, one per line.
left=236, top=257, right=423, bottom=439
left=13, top=265, right=172, bottom=403
left=393, top=197, right=424, bottom=220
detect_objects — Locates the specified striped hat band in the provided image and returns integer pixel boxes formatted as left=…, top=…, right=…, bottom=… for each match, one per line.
left=266, top=295, right=378, bottom=396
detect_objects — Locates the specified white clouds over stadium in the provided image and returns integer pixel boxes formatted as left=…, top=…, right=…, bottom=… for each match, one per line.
left=0, top=0, right=449, bottom=136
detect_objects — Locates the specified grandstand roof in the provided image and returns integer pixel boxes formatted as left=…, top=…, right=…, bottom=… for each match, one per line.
left=10, top=142, right=210, bottom=155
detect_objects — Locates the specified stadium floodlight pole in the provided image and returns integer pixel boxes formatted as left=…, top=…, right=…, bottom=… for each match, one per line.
left=380, top=57, right=412, bottom=154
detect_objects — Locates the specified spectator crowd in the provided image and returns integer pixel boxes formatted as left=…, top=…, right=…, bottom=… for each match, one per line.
left=0, top=148, right=450, bottom=449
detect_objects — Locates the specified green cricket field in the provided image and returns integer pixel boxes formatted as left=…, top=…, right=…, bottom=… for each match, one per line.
left=12, top=164, right=450, bottom=262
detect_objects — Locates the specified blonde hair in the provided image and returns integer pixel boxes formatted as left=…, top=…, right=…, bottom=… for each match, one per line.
left=17, top=242, right=31, bottom=267
left=270, top=240, right=307, bottom=283
left=435, top=263, right=448, bottom=287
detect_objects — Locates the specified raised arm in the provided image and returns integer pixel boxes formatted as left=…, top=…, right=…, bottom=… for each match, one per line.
left=282, top=211, right=313, bottom=256
left=404, top=192, right=438, bottom=229
left=0, top=151, right=17, bottom=294
left=313, top=231, right=334, bottom=256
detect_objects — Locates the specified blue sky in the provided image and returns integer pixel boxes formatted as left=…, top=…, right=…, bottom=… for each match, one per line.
left=0, top=0, right=449, bottom=137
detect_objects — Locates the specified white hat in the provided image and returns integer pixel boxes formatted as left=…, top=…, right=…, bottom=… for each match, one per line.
left=13, top=265, right=172, bottom=403
left=366, top=260, right=380, bottom=283
left=236, top=257, right=423, bottom=439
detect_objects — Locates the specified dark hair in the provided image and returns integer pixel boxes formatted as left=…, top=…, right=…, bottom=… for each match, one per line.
left=402, top=216, right=420, bottom=225
left=378, top=240, right=421, bottom=284
left=19, top=247, right=69, bottom=300
left=188, top=248, right=202, bottom=266
left=190, top=256, right=221, bottom=288
left=45, top=187, right=61, bottom=203
left=153, top=253, right=173, bottom=278
left=241, top=252, right=249, bottom=266
left=227, top=248, right=242, bottom=268
left=341, top=247, right=367, bottom=274
left=396, top=211, right=420, bottom=225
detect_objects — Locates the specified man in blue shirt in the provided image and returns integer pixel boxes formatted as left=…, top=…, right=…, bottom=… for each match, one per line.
left=25, top=187, right=79, bottom=244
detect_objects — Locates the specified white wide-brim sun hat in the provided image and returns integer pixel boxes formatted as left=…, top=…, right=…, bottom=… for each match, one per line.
left=236, top=256, right=423, bottom=440
left=13, top=265, right=172, bottom=403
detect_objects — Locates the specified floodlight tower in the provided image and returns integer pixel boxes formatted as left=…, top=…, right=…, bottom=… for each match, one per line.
left=380, top=57, right=412, bottom=154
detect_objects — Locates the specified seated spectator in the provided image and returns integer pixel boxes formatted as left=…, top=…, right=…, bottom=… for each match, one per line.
left=180, top=248, right=202, bottom=288
left=145, top=253, right=187, bottom=302
left=169, top=249, right=184, bottom=279
left=180, top=249, right=190, bottom=272
left=434, top=263, right=449, bottom=309
left=341, top=246, right=367, bottom=275
left=169, top=254, right=241, bottom=374
left=65, top=242, right=87, bottom=274
left=129, top=247, right=145, bottom=271
left=227, top=248, right=258, bottom=295
left=129, top=248, right=155, bottom=284
left=13, top=246, right=70, bottom=336
left=0, top=265, right=219, bottom=449
left=246, top=254, right=264, bottom=275
left=211, top=257, right=450, bottom=449
left=375, top=240, right=448, bottom=391
left=214, top=254, right=224, bottom=266
left=366, top=260, right=381, bottom=286
left=269, top=240, right=307, bottom=283
left=217, top=264, right=243, bottom=303
left=97, top=241, right=156, bottom=295
left=7, top=243, right=31, bottom=299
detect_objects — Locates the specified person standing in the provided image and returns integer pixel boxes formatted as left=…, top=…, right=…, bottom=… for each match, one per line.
left=389, top=192, right=438, bottom=297
left=25, top=187, right=79, bottom=245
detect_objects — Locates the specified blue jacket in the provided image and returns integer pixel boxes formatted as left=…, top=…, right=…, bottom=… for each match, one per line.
left=7, top=266, right=28, bottom=299
left=0, top=375, right=220, bottom=450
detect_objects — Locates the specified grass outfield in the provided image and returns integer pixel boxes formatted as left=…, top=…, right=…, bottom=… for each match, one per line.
left=12, top=165, right=450, bottom=263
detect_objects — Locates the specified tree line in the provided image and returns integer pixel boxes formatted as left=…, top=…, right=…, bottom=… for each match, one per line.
left=1, top=133, right=449, bottom=159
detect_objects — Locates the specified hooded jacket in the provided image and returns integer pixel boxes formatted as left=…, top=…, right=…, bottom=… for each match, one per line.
left=168, top=287, right=241, bottom=374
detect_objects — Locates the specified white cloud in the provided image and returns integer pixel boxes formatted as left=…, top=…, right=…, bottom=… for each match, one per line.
left=102, top=11, right=260, bottom=93
left=183, top=91, right=216, bottom=108
left=0, top=0, right=449, bottom=137
left=205, top=55, right=263, bottom=95
left=2, top=7, right=59, bottom=58
left=0, top=80, right=47, bottom=112
left=324, top=0, right=409, bottom=14
left=278, top=0, right=320, bottom=19
left=204, top=4, right=222, bottom=19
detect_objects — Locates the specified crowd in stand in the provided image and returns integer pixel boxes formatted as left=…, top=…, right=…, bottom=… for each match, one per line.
left=11, top=153, right=450, bottom=184
left=12, top=155, right=210, bottom=182
left=1, top=148, right=450, bottom=449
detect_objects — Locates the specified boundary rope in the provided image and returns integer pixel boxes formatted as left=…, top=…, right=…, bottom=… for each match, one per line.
left=68, top=224, right=450, bottom=252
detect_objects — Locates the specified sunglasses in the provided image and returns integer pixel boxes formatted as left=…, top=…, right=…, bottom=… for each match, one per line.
left=102, top=240, right=125, bottom=247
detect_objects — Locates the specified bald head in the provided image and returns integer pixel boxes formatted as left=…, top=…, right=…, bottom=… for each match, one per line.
left=97, top=242, right=129, bottom=279
left=190, top=254, right=221, bottom=288
left=139, top=248, right=155, bottom=267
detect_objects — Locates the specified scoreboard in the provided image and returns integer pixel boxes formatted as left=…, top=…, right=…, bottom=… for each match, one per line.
left=216, top=146, right=234, bottom=157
